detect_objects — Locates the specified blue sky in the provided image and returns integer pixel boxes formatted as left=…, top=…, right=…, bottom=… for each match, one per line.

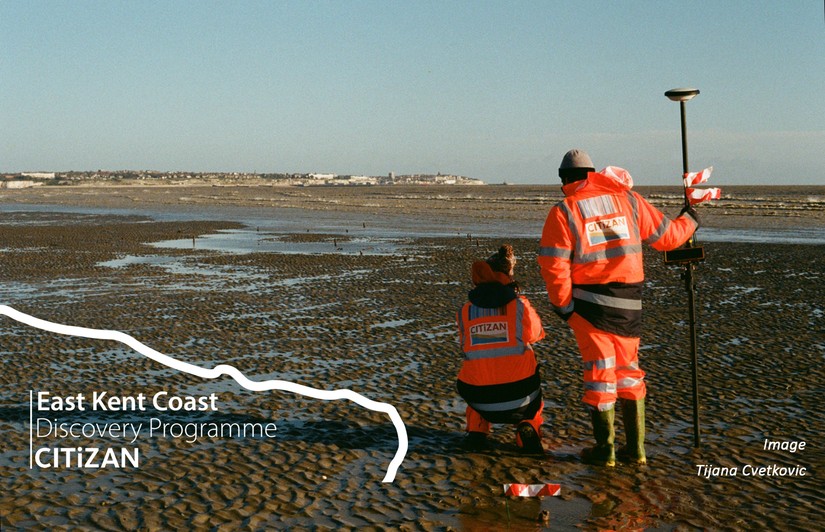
left=2, top=1, right=823, bottom=185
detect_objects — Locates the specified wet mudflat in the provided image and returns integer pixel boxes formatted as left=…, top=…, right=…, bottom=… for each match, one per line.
left=1, top=193, right=823, bottom=530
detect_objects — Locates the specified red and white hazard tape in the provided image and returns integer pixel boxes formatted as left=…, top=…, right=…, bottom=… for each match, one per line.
left=503, top=483, right=561, bottom=497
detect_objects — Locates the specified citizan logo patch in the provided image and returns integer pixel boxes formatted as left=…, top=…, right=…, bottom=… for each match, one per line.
left=469, top=321, right=508, bottom=345
left=585, top=216, right=630, bottom=246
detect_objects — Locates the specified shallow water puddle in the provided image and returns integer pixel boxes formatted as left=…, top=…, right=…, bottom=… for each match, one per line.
left=98, top=254, right=179, bottom=269
left=699, top=227, right=825, bottom=244
left=151, top=229, right=412, bottom=256
left=371, top=319, right=416, bottom=329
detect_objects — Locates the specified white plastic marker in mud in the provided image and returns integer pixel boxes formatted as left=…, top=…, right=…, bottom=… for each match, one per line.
left=0, top=305, right=408, bottom=483
left=503, top=484, right=561, bottom=497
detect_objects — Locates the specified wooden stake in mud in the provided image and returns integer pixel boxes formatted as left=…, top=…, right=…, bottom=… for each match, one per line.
left=664, top=87, right=703, bottom=448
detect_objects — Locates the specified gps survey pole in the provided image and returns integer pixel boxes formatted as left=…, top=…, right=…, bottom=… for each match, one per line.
left=664, top=87, right=703, bottom=448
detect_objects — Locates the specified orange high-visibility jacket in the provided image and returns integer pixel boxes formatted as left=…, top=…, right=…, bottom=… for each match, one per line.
left=457, top=295, right=545, bottom=387
left=538, top=171, right=697, bottom=336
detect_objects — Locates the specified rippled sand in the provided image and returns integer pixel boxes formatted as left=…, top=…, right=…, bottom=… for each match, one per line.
left=1, top=192, right=824, bottom=530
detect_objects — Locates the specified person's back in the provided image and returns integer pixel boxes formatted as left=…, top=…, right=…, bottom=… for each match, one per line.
left=456, top=244, right=546, bottom=454
left=540, top=168, right=697, bottom=336
left=538, top=149, right=698, bottom=466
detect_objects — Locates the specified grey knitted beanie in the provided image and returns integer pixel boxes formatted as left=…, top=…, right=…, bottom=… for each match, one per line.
left=559, top=149, right=595, bottom=171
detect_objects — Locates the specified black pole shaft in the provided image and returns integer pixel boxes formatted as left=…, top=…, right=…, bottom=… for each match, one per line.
left=679, top=101, right=689, bottom=177
left=678, top=99, right=701, bottom=448
left=686, top=264, right=700, bottom=447
left=680, top=101, right=695, bottom=245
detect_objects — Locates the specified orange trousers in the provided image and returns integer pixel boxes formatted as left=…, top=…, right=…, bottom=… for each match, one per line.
left=465, top=402, right=544, bottom=447
left=568, top=313, right=646, bottom=411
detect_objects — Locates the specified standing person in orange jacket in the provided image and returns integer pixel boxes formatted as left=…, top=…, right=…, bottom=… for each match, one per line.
left=538, top=149, right=699, bottom=466
left=457, top=244, right=547, bottom=454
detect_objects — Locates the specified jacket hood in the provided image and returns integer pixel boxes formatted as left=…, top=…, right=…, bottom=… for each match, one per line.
left=471, top=260, right=512, bottom=286
left=469, top=261, right=517, bottom=308
left=562, top=169, right=632, bottom=197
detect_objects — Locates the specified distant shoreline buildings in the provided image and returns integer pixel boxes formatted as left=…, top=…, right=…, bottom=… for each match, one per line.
left=0, top=170, right=485, bottom=188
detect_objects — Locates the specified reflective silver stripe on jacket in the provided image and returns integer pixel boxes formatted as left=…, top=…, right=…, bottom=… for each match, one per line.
left=645, top=216, right=670, bottom=245
left=575, top=243, right=643, bottom=264
left=573, top=288, right=643, bottom=310
left=559, top=202, right=582, bottom=259
left=583, top=356, right=616, bottom=371
left=469, top=389, right=540, bottom=412
left=625, top=192, right=643, bottom=241
left=456, top=309, right=465, bottom=343
left=463, top=299, right=525, bottom=361
left=538, top=245, right=572, bottom=259
left=577, top=195, right=619, bottom=218
left=469, top=305, right=505, bottom=320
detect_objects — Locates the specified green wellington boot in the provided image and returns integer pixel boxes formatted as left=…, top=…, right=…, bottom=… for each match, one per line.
left=617, top=398, right=647, bottom=464
left=581, top=407, right=616, bottom=467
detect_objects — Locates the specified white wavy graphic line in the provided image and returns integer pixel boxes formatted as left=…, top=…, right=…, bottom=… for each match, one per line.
left=0, top=304, right=407, bottom=483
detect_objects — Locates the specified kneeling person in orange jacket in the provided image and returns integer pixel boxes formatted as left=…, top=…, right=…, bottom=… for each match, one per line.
left=456, top=244, right=546, bottom=454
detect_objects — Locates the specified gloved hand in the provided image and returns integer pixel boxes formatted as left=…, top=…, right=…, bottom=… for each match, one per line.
left=680, top=205, right=700, bottom=227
